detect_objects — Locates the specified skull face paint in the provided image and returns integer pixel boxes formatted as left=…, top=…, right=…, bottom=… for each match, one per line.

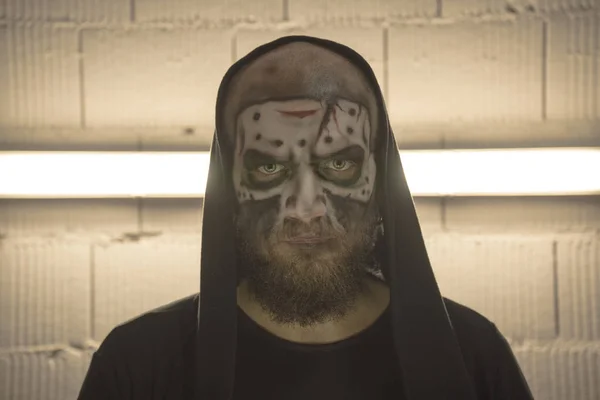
left=233, top=96, right=380, bottom=326
left=233, top=98, right=375, bottom=217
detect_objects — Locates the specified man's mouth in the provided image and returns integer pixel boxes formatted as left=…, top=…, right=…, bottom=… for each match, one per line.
left=283, top=235, right=334, bottom=244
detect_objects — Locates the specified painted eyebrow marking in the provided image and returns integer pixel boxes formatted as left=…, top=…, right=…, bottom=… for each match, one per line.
left=312, top=145, right=365, bottom=163
left=276, top=109, right=319, bottom=118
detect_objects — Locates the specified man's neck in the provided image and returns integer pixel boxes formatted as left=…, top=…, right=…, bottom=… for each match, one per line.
left=236, top=275, right=390, bottom=344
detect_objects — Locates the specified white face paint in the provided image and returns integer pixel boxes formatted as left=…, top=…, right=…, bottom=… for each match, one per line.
left=232, top=98, right=376, bottom=226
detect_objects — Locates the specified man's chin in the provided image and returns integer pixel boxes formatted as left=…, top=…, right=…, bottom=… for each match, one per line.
left=242, top=237, right=373, bottom=326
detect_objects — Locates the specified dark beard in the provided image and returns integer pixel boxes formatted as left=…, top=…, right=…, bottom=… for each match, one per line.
left=235, top=196, right=380, bottom=327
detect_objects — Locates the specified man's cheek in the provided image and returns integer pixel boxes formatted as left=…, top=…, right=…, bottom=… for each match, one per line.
left=238, top=197, right=280, bottom=235
left=327, top=196, right=368, bottom=228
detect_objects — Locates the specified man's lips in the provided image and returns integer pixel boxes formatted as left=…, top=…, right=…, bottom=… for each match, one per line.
left=283, top=236, right=334, bottom=244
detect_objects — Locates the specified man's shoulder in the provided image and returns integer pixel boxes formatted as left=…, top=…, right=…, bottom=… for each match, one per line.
left=442, top=297, right=506, bottom=349
left=442, top=297, right=498, bottom=334
left=442, top=298, right=534, bottom=398
left=442, top=297, right=511, bottom=368
left=96, top=293, right=199, bottom=360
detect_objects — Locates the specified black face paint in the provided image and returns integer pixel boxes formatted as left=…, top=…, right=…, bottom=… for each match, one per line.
left=242, top=149, right=291, bottom=190
left=312, top=145, right=365, bottom=187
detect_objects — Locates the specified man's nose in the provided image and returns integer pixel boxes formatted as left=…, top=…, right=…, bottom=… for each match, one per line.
left=283, top=170, right=326, bottom=223
left=284, top=198, right=326, bottom=223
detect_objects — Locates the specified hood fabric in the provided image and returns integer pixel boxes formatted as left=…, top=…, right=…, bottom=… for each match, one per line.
left=196, top=36, right=478, bottom=400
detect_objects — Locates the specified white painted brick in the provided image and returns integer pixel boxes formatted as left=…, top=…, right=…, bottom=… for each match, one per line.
left=445, top=197, right=600, bottom=233
left=0, top=128, right=138, bottom=151
left=0, top=199, right=139, bottom=238
left=288, top=0, right=438, bottom=21
left=0, top=25, right=7, bottom=127
left=0, top=349, right=93, bottom=400
left=413, top=198, right=443, bottom=234
left=0, top=353, right=8, bottom=399
left=393, top=124, right=444, bottom=148
left=138, top=128, right=214, bottom=150
left=83, top=28, right=232, bottom=127
left=140, top=199, right=203, bottom=233
left=513, top=342, right=600, bottom=400
left=441, top=120, right=600, bottom=148
left=425, top=235, right=556, bottom=340
left=556, top=234, right=600, bottom=340
left=547, top=10, right=599, bottom=119
left=442, top=0, right=595, bottom=16
left=93, top=236, right=201, bottom=342
left=388, top=18, right=544, bottom=124
left=5, top=0, right=130, bottom=22
left=394, top=120, right=600, bottom=149
left=0, top=24, right=80, bottom=128
left=236, top=28, right=386, bottom=95
left=0, top=127, right=214, bottom=151
left=539, top=0, right=597, bottom=11
left=442, top=0, right=518, bottom=16
left=136, top=0, right=283, bottom=22
left=0, top=240, right=91, bottom=348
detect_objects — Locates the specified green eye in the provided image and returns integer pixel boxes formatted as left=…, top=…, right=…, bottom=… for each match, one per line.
left=316, top=159, right=361, bottom=186
left=257, top=163, right=285, bottom=175
left=323, top=159, right=354, bottom=171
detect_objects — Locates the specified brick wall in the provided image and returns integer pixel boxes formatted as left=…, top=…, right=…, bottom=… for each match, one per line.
left=1, top=1, right=600, bottom=399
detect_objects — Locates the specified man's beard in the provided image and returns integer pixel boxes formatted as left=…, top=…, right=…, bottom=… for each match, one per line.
left=235, top=198, right=380, bottom=327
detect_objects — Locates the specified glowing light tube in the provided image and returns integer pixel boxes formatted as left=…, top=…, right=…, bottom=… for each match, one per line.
left=0, top=149, right=599, bottom=198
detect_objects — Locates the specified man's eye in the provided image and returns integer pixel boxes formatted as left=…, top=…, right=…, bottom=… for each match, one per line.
left=316, top=159, right=361, bottom=186
left=322, top=159, right=355, bottom=171
left=256, top=163, right=285, bottom=175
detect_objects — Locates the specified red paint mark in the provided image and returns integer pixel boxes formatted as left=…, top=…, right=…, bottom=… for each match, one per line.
left=277, top=109, right=319, bottom=118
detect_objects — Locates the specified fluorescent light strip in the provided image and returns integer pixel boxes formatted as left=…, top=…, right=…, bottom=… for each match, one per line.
left=0, top=149, right=599, bottom=198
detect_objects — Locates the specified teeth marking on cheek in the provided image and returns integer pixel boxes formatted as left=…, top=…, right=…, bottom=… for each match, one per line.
left=237, top=190, right=255, bottom=201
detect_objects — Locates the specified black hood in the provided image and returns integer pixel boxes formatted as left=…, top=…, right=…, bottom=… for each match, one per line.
left=196, top=36, right=478, bottom=400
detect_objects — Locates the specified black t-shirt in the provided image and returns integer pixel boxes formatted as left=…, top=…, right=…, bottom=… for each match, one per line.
left=233, top=307, right=405, bottom=399
left=77, top=294, right=534, bottom=400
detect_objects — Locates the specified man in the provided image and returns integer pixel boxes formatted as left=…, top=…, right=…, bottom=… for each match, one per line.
left=78, top=36, right=533, bottom=399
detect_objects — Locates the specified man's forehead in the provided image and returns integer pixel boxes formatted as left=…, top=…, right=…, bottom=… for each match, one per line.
left=222, top=41, right=379, bottom=146
left=236, top=98, right=372, bottom=159
left=244, top=98, right=324, bottom=123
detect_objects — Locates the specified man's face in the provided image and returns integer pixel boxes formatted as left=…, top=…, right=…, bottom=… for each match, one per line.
left=233, top=97, right=379, bottom=326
